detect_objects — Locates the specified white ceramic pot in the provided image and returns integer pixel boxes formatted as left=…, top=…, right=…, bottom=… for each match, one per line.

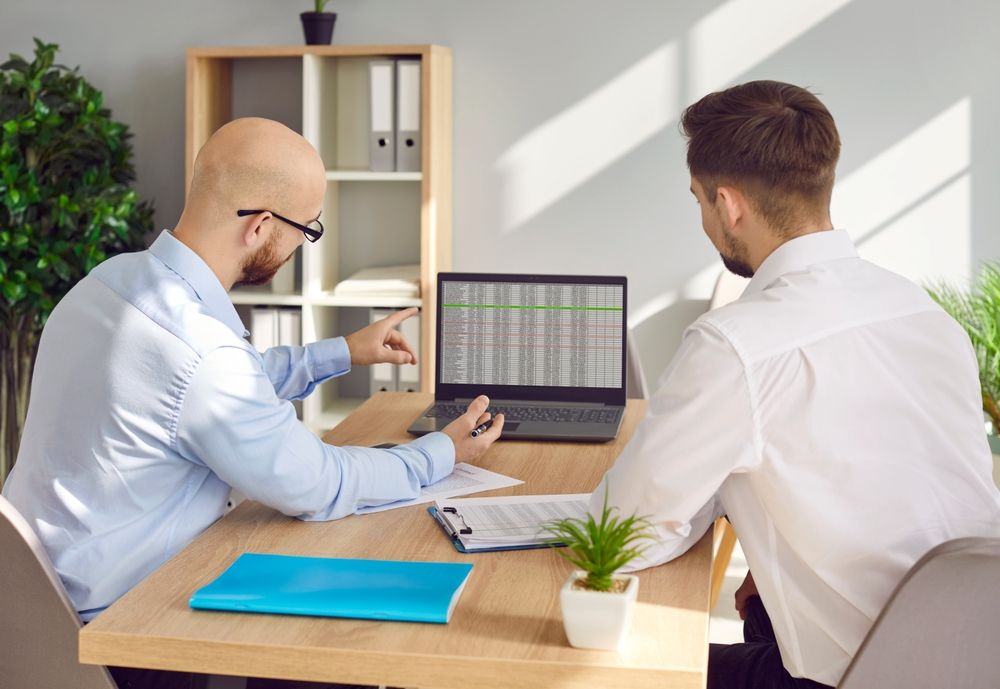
left=559, top=570, right=639, bottom=651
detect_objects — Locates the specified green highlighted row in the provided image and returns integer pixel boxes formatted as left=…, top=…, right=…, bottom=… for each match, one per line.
left=442, top=304, right=623, bottom=311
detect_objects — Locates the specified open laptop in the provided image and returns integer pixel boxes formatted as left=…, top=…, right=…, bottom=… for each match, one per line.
left=407, top=272, right=627, bottom=442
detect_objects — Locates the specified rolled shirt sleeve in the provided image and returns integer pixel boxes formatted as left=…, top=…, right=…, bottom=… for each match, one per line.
left=591, top=321, right=757, bottom=569
left=174, top=344, right=454, bottom=520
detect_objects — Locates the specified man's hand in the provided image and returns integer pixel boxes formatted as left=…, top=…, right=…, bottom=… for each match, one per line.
left=441, top=395, right=505, bottom=463
left=345, top=307, right=419, bottom=367
left=734, top=570, right=758, bottom=620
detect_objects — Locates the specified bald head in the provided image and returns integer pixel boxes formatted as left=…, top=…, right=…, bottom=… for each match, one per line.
left=174, top=118, right=327, bottom=291
left=186, top=118, right=326, bottom=224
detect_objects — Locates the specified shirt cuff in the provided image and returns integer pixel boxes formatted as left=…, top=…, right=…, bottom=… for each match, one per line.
left=406, top=431, right=456, bottom=484
left=306, top=337, right=351, bottom=382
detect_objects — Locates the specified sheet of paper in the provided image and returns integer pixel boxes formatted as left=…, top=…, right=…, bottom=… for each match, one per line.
left=436, top=494, right=590, bottom=546
left=356, top=463, right=523, bottom=515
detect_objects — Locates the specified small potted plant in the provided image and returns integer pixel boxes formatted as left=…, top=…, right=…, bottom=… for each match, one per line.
left=545, top=485, right=655, bottom=651
left=301, top=0, right=337, bottom=46
left=928, top=263, right=1000, bottom=487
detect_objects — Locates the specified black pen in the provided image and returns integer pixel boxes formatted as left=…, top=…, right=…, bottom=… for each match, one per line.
left=470, top=419, right=493, bottom=438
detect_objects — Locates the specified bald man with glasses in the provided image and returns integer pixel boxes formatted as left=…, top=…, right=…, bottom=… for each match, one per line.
left=4, top=117, right=503, bottom=689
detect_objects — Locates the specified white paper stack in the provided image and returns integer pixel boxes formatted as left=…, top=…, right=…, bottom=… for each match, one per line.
left=332, top=264, right=421, bottom=298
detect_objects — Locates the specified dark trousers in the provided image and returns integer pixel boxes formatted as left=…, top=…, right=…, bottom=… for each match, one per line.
left=708, top=596, right=835, bottom=689
left=109, top=666, right=370, bottom=689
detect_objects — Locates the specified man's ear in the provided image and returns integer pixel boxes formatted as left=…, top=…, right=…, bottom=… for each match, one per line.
left=240, top=211, right=272, bottom=248
left=715, top=186, right=746, bottom=232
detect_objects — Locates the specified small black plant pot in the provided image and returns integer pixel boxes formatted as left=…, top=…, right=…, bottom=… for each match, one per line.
left=301, top=12, right=337, bottom=45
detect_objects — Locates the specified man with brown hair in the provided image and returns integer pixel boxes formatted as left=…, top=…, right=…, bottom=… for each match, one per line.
left=593, top=81, right=1000, bottom=688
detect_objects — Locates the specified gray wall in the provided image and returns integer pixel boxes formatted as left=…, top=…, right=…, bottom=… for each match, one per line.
left=3, top=0, right=998, bottom=382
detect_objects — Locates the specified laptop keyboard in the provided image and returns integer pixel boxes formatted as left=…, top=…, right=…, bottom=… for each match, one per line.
left=426, top=403, right=622, bottom=425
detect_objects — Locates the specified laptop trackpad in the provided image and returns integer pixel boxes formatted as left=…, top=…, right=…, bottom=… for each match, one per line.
left=502, top=422, right=520, bottom=432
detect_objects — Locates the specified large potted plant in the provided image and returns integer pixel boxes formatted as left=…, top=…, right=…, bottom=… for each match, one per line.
left=301, top=0, right=337, bottom=45
left=928, top=263, right=1000, bottom=486
left=545, top=486, right=654, bottom=651
left=0, top=39, right=153, bottom=483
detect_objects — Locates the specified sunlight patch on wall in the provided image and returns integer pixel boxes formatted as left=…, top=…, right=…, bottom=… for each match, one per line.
left=833, top=98, right=971, bottom=282
left=496, top=44, right=680, bottom=233
left=687, top=0, right=854, bottom=97
left=857, top=173, right=971, bottom=284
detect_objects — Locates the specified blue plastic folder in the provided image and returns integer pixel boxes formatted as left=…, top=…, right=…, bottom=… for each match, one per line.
left=189, top=553, right=473, bottom=624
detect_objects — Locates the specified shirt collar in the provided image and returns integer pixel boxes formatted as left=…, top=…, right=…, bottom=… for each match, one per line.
left=743, top=229, right=859, bottom=297
left=148, top=230, right=249, bottom=338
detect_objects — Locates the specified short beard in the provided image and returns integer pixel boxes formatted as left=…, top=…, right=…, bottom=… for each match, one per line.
left=236, top=232, right=286, bottom=287
left=720, top=228, right=754, bottom=278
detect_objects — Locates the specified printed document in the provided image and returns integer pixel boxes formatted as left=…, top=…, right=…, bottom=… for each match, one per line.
left=434, top=493, right=590, bottom=549
left=356, top=463, right=523, bottom=515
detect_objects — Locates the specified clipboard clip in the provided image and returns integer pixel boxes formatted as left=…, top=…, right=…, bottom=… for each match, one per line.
left=441, top=506, right=473, bottom=535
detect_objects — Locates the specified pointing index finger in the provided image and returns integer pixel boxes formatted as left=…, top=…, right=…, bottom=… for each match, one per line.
left=384, top=307, right=419, bottom=328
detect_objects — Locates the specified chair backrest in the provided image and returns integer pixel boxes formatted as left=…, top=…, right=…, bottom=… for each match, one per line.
left=626, top=328, right=649, bottom=400
left=625, top=271, right=748, bottom=402
left=709, top=270, right=750, bottom=311
left=839, top=537, right=1000, bottom=689
left=0, top=494, right=117, bottom=689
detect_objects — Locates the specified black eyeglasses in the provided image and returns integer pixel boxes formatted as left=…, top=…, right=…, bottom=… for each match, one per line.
left=237, top=209, right=324, bottom=243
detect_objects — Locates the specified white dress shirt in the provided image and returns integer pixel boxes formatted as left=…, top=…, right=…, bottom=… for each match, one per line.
left=594, top=229, right=1000, bottom=686
left=3, top=231, right=454, bottom=620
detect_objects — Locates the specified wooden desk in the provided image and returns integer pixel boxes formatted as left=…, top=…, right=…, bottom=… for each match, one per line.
left=80, top=393, right=712, bottom=689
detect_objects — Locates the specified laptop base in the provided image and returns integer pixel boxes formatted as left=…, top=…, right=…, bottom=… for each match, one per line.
left=407, top=400, right=625, bottom=443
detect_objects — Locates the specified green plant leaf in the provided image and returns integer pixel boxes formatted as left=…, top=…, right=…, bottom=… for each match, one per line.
left=0, top=37, right=153, bottom=321
left=0, top=56, right=30, bottom=72
left=2, top=279, right=26, bottom=303
left=929, top=266, right=1000, bottom=430
left=543, top=480, right=656, bottom=592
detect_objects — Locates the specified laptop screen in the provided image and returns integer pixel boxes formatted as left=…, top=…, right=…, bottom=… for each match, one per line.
left=435, top=273, right=627, bottom=404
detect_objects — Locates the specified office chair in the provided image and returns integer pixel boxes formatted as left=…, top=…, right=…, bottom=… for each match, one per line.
left=626, top=327, right=649, bottom=400
left=839, top=536, right=1000, bottom=689
left=0, top=495, right=248, bottom=689
left=707, top=270, right=750, bottom=608
left=0, top=493, right=118, bottom=689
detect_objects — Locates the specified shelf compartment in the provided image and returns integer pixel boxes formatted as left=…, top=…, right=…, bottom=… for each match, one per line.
left=308, top=295, right=422, bottom=308
left=229, top=292, right=306, bottom=306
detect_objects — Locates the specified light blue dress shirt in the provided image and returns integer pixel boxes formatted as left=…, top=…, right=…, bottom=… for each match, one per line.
left=2, top=230, right=454, bottom=620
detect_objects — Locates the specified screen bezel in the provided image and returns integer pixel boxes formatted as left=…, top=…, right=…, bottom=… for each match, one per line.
left=434, top=272, right=628, bottom=405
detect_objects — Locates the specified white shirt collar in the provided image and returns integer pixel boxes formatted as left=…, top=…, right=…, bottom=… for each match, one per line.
left=743, top=229, right=859, bottom=298
left=148, top=230, right=249, bottom=338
